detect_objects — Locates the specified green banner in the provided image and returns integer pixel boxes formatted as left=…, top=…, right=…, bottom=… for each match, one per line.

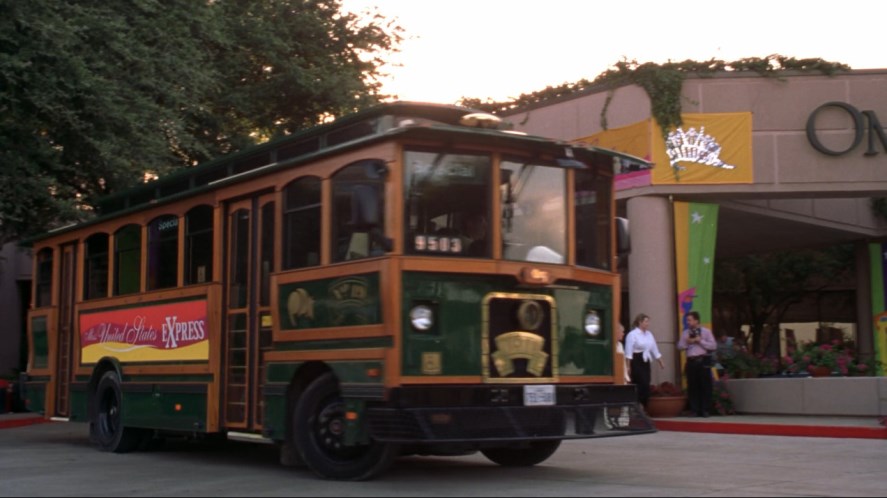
left=870, top=243, right=887, bottom=376
left=674, top=202, right=719, bottom=331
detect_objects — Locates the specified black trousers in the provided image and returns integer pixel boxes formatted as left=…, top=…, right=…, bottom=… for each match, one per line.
left=686, top=356, right=713, bottom=415
left=629, top=353, right=652, bottom=407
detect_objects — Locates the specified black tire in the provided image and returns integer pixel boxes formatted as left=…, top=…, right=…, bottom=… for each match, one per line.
left=292, top=373, right=397, bottom=480
left=89, top=371, right=145, bottom=453
left=481, top=440, right=562, bottom=467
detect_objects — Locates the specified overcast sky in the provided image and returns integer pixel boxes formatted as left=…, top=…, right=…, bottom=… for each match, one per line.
left=340, top=0, right=885, bottom=104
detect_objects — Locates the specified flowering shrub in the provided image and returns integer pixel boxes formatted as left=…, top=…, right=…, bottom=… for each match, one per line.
left=649, top=381, right=684, bottom=397
left=717, top=340, right=767, bottom=378
left=711, top=378, right=736, bottom=415
left=785, top=339, right=874, bottom=376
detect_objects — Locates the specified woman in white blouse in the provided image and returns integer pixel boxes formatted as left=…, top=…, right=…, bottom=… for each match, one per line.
left=624, top=313, right=665, bottom=409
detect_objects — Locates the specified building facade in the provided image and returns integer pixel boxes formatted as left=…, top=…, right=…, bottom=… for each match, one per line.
left=502, top=69, right=887, bottom=384
left=0, top=242, right=32, bottom=378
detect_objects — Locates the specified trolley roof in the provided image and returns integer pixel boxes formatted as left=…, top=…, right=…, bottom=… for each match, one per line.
left=33, top=101, right=648, bottom=242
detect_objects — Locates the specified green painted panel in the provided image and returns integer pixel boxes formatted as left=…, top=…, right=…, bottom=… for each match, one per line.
left=401, top=272, right=509, bottom=376
left=122, top=390, right=207, bottom=432
left=554, top=286, right=613, bottom=376
left=266, top=361, right=383, bottom=385
left=266, top=363, right=298, bottom=384
left=263, top=394, right=287, bottom=442
left=121, top=374, right=214, bottom=383
left=25, top=384, right=46, bottom=414
left=31, top=316, right=48, bottom=369
left=401, top=273, right=615, bottom=377
left=329, top=361, right=383, bottom=384
left=70, top=390, right=88, bottom=422
left=278, top=273, right=381, bottom=330
left=272, top=336, right=392, bottom=351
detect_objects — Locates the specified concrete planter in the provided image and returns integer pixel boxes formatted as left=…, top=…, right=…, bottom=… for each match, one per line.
left=725, top=376, right=887, bottom=416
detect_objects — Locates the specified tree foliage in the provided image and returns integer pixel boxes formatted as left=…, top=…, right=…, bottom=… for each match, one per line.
left=0, top=0, right=401, bottom=244
left=713, top=245, right=855, bottom=355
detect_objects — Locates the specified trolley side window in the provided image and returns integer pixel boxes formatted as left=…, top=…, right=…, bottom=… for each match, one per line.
left=114, top=224, right=142, bottom=295
left=84, top=233, right=109, bottom=300
left=185, top=205, right=214, bottom=285
left=283, top=176, right=321, bottom=269
left=332, top=160, right=388, bottom=262
left=575, top=164, right=613, bottom=270
left=35, top=247, right=53, bottom=307
left=147, top=214, right=179, bottom=290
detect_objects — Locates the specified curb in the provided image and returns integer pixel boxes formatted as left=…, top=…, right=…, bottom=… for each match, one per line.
left=653, top=419, right=887, bottom=440
left=0, top=415, right=51, bottom=430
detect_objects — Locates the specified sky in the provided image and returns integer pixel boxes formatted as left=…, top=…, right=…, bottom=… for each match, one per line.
left=339, top=0, right=885, bottom=105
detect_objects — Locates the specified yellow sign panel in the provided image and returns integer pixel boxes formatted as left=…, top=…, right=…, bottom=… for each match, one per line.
left=652, top=113, right=753, bottom=184
left=578, top=112, right=753, bottom=186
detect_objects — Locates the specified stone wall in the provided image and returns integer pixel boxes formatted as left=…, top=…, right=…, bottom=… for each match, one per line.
left=726, top=377, right=887, bottom=416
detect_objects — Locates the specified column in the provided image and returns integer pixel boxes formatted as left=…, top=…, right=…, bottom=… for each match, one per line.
left=627, top=195, right=678, bottom=385
left=855, top=242, right=873, bottom=359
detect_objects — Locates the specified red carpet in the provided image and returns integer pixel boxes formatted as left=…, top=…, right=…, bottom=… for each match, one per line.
left=0, top=415, right=51, bottom=430
left=653, top=419, right=887, bottom=439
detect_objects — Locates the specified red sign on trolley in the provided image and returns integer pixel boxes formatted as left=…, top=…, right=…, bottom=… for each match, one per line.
left=80, top=299, right=209, bottom=363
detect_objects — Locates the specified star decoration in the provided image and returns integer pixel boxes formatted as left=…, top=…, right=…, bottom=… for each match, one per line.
left=691, top=211, right=704, bottom=224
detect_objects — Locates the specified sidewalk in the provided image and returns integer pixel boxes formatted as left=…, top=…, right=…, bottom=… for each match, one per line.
left=2, top=411, right=886, bottom=439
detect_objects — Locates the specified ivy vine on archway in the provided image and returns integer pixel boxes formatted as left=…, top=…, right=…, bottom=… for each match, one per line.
left=460, top=54, right=850, bottom=138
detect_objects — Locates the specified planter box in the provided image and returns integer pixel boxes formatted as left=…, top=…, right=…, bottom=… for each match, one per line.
left=725, top=376, right=887, bottom=416
left=646, top=396, right=687, bottom=418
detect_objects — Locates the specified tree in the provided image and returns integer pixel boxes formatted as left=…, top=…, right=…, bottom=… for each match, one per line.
left=713, top=244, right=854, bottom=355
left=0, top=0, right=401, bottom=245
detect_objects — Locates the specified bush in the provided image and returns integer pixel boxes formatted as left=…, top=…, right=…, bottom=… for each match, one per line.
left=717, top=339, right=766, bottom=378
left=711, top=378, right=736, bottom=415
left=785, top=338, right=876, bottom=376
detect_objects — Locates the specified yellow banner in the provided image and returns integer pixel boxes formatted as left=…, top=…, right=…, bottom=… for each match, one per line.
left=578, top=112, right=753, bottom=186
left=577, top=119, right=653, bottom=163
left=652, top=113, right=753, bottom=184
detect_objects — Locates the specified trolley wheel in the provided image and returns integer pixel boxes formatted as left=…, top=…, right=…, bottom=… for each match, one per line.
left=481, top=440, right=562, bottom=467
left=292, top=372, right=397, bottom=480
left=89, top=371, right=145, bottom=453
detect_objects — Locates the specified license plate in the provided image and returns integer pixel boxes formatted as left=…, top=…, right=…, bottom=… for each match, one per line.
left=523, top=384, right=555, bottom=406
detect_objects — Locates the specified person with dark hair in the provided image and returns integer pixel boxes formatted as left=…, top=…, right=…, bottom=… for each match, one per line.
left=462, top=213, right=488, bottom=257
left=624, top=313, right=665, bottom=410
left=615, top=323, right=631, bottom=383
left=677, top=310, right=718, bottom=417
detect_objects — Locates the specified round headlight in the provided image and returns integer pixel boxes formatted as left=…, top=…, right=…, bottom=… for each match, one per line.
left=409, top=305, right=434, bottom=331
left=584, top=311, right=601, bottom=336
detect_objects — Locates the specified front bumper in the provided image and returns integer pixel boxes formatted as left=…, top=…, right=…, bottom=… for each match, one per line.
left=367, top=384, right=656, bottom=443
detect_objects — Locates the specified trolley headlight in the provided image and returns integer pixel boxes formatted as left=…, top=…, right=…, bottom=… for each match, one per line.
left=409, top=305, right=434, bottom=331
left=584, top=310, right=601, bottom=337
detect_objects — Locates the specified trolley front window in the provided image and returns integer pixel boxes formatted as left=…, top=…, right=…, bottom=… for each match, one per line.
left=501, top=159, right=567, bottom=264
left=404, top=150, right=491, bottom=257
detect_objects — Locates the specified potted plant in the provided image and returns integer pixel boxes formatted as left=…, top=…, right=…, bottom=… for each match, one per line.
left=645, top=381, right=687, bottom=418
